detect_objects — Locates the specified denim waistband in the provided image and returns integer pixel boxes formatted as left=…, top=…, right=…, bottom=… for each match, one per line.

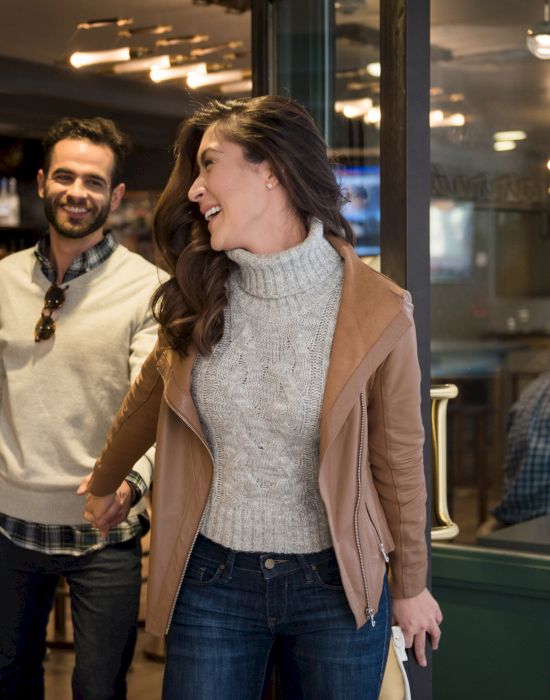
left=193, top=533, right=337, bottom=581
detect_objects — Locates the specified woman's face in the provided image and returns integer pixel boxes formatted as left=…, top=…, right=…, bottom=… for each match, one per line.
left=188, top=125, right=277, bottom=253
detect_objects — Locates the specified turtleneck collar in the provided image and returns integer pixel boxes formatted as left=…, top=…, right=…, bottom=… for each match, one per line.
left=226, top=219, right=342, bottom=299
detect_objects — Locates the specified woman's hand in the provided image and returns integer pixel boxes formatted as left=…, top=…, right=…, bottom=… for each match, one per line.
left=391, top=587, right=443, bottom=667
left=77, top=475, right=133, bottom=537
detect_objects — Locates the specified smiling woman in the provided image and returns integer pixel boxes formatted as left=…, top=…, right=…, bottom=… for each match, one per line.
left=187, top=125, right=306, bottom=254
left=82, top=94, right=441, bottom=700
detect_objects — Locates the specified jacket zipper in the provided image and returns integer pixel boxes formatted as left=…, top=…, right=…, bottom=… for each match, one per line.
left=163, top=393, right=214, bottom=635
left=365, top=506, right=390, bottom=564
left=353, top=391, right=376, bottom=627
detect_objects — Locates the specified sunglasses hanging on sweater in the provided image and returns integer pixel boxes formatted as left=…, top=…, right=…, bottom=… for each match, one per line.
left=34, top=284, right=68, bottom=342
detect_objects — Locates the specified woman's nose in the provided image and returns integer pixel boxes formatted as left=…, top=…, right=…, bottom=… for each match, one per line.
left=188, top=177, right=205, bottom=202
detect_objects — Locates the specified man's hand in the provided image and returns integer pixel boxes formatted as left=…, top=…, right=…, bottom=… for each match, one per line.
left=77, top=475, right=133, bottom=537
left=391, top=587, right=443, bottom=667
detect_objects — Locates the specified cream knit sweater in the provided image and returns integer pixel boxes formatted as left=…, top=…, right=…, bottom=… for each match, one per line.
left=192, top=220, right=344, bottom=553
left=0, top=245, right=162, bottom=524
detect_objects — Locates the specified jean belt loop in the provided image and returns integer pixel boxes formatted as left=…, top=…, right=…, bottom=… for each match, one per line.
left=223, top=548, right=236, bottom=580
left=296, top=553, right=313, bottom=584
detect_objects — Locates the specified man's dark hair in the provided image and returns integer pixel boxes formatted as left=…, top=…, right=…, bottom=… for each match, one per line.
left=42, top=117, right=131, bottom=187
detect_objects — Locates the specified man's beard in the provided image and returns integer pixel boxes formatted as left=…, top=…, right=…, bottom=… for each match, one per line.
left=43, top=192, right=111, bottom=240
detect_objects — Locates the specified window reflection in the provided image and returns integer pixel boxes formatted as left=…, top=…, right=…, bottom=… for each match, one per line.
left=333, top=0, right=381, bottom=268
left=430, top=1, right=550, bottom=548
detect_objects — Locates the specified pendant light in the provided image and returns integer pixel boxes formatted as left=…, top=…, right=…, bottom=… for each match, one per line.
left=527, top=0, right=550, bottom=59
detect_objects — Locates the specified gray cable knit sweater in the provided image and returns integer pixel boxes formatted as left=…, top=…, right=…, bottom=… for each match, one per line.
left=191, top=220, right=344, bottom=553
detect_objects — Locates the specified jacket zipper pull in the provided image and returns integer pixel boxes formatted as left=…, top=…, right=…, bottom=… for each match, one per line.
left=366, top=607, right=376, bottom=628
left=379, top=542, right=389, bottom=563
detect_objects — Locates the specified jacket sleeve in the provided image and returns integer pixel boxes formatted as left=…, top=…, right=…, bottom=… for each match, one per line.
left=367, top=299, right=428, bottom=600
left=126, top=303, right=160, bottom=490
left=88, top=339, right=165, bottom=497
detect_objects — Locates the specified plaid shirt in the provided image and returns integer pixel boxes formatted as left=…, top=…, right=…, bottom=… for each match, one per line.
left=492, top=372, right=550, bottom=524
left=34, top=230, right=118, bottom=284
left=0, top=232, right=149, bottom=556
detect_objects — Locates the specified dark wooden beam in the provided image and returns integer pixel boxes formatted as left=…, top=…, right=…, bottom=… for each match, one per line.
left=380, top=1, right=433, bottom=698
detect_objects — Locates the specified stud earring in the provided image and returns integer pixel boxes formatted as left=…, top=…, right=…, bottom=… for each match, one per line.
left=266, top=182, right=273, bottom=189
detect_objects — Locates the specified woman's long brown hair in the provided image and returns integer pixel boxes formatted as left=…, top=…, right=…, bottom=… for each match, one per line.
left=152, top=95, right=355, bottom=356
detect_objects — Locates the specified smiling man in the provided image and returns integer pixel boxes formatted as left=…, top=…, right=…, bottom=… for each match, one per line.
left=0, top=117, right=164, bottom=700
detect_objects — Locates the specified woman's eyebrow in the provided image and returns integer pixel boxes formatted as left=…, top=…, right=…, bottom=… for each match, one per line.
left=198, top=147, right=222, bottom=166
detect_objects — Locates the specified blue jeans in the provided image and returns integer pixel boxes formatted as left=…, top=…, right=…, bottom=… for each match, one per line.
left=163, top=534, right=391, bottom=700
left=0, top=532, right=142, bottom=700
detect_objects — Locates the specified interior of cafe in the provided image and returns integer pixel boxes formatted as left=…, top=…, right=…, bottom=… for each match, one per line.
left=0, top=1, right=549, bottom=699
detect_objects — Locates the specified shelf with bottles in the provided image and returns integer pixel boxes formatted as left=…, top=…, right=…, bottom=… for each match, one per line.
left=0, top=176, right=21, bottom=227
left=0, top=225, right=42, bottom=259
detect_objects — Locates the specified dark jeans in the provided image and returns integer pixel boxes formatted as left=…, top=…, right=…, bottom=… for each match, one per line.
left=0, top=532, right=142, bottom=700
left=163, top=534, right=391, bottom=700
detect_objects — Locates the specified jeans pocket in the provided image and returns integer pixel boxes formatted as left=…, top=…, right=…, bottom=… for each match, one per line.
left=184, top=555, right=225, bottom=587
left=310, top=557, right=345, bottom=591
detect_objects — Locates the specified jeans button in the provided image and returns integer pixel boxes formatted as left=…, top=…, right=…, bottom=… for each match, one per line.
left=265, top=558, right=275, bottom=570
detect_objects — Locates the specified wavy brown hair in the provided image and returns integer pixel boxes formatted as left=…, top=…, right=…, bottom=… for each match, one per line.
left=152, top=95, right=355, bottom=356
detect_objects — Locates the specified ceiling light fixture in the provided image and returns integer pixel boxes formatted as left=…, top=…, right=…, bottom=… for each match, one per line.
left=156, top=34, right=209, bottom=47
left=150, top=62, right=207, bottom=83
left=219, top=79, right=253, bottom=94
left=187, top=69, right=246, bottom=89
left=118, top=24, right=173, bottom=37
left=493, top=130, right=527, bottom=142
left=493, top=141, right=516, bottom=152
left=192, top=0, right=251, bottom=13
left=335, top=98, right=374, bottom=119
left=527, top=0, right=550, bottom=59
left=429, top=110, right=466, bottom=128
left=190, top=41, right=243, bottom=57
left=77, top=18, right=133, bottom=30
left=366, top=62, right=381, bottom=77
left=363, top=106, right=382, bottom=126
left=70, top=47, right=150, bottom=68
left=112, top=54, right=183, bottom=75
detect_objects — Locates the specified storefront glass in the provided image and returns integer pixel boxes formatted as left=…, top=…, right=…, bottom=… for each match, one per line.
left=333, top=0, right=381, bottom=264
left=430, top=1, right=550, bottom=548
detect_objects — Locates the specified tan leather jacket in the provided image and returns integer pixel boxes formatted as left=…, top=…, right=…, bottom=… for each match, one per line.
left=89, top=236, right=427, bottom=638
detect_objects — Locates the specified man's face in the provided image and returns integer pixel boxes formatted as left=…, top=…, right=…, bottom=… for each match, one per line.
left=37, top=138, right=125, bottom=240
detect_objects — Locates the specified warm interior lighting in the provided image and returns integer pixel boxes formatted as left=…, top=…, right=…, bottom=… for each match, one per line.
left=493, top=130, right=527, bottom=142
left=366, top=62, right=381, bottom=77
left=187, top=69, right=245, bottom=89
left=219, top=79, right=253, bottom=94
left=113, top=55, right=172, bottom=74
left=118, top=24, right=173, bottom=37
left=156, top=34, right=209, bottom=47
left=546, top=158, right=550, bottom=170
left=150, top=62, right=207, bottom=83
left=447, top=113, right=466, bottom=126
left=335, top=98, right=373, bottom=119
left=77, top=18, right=133, bottom=30
left=493, top=140, right=516, bottom=152
left=70, top=47, right=137, bottom=68
left=430, top=110, right=465, bottom=127
left=430, top=110, right=444, bottom=126
left=363, top=105, right=381, bottom=125
left=190, top=41, right=243, bottom=57
left=527, top=0, right=550, bottom=59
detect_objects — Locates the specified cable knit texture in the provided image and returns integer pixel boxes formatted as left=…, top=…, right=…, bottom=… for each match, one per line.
left=191, top=219, right=344, bottom=553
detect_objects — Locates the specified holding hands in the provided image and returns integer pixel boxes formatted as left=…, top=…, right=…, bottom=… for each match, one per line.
left=77, top=474, right=131, bottom=537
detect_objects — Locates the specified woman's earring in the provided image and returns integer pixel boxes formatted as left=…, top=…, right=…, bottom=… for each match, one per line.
left=266, top=182, right=273, bottom=189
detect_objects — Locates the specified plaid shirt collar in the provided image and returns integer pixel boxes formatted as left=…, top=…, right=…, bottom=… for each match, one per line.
left=34, top=231, right=118, bottom=284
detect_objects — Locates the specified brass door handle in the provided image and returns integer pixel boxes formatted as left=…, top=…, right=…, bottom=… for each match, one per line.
left=430, top=384, right=460, bottom=541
